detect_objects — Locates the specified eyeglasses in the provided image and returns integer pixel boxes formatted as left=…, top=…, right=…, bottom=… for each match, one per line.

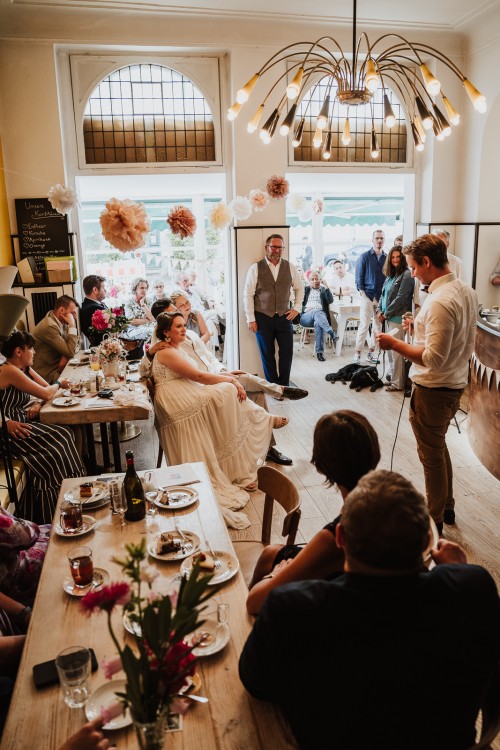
left=267, top=245, right=285, bottom=250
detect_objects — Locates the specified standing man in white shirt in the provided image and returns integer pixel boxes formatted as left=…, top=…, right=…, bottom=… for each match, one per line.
left=432, top=228, right=464, bottom=280
left=244, top=234, right=304, bottom=386
left=376, top=234, right=477, bottom=534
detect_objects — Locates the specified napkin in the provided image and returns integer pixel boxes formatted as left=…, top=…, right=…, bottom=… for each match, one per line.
left=112, top=388, right=152, bottom=412
left=84, top=398, right=114, bottom=409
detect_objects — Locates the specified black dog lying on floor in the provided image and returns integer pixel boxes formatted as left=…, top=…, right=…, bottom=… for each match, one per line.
left=325, top=363, right=384, bottom=392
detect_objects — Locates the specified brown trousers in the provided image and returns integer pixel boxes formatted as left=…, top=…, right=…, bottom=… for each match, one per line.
left=409, top=384, right=463, bottom=523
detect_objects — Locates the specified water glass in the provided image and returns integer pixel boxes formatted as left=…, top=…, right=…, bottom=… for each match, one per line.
left=117, top=359, right=127, bottom=383
left=68, top=546, right=94, bottom=588
left=56, top=646, right=91, bottom=708
left=143, top=471, right=158, bottom=516
left=194, top=602, right=230, bottom=647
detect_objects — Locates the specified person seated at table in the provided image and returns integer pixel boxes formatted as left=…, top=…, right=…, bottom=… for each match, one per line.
left=239, top=470, right=500, bottom=750
left=151, top=278, right=165, bottom=302
left=0, top=590, right=32, bottom=734
left=169, top=289, right=211, bottom=346
left=152, top=312, right=289, bottom=529
left=376, top=245, right=414, bottom=392
left=300, top=271, right=337, bottom=361
left=79, top=274, right=107, bottom=347
left=121, top=277, right=155, bottom=357
left=246, top=410, right=380, bottom=615
left=325, top=258, right=356, bottom=299
left=32, top=295, right=80, bottom=384
left=0, top=506, right=50, bottom=606
left=0, top=331, right=85, bottom=524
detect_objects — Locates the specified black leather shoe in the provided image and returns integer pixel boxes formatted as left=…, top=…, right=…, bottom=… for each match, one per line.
left=266, top=446, right=293, bottom=466
left=443, top=508, right=456, bottom=525
left=317, top=353, right=326, bottom=362
left=282, top=386, right=308, bottom=400
left=436, top=521, right=444, bottom=536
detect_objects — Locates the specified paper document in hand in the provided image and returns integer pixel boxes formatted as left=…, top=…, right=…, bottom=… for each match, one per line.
left=162, top=464, right=200, bottom=487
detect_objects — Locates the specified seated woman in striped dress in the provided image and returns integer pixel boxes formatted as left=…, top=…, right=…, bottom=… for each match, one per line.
left=0, top=331, right=85, bottom=524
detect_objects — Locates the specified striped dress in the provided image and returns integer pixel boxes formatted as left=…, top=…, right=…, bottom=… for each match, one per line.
left=0, top=384, right=85, bottom=524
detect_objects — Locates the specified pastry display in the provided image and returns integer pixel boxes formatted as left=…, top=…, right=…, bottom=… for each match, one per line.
left=154, top=532, right=182, bottom=555
left=80, top=482, right=94, bottom=498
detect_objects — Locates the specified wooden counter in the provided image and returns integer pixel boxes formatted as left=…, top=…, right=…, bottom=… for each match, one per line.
left=468, top=319, right=500, bottom=480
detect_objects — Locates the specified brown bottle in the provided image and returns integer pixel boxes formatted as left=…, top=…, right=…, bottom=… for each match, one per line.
left=123, top=451, right=146, bottom=521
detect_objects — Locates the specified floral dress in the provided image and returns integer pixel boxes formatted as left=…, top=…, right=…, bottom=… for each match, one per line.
left=0, top=508, right=50, bottom=606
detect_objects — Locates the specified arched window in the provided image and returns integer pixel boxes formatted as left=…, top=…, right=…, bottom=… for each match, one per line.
left=292, top=77, right=407, bottom=165
left=83, top=64, right=215, bottom=165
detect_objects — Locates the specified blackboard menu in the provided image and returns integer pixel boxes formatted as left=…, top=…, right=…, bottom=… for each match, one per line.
left=15, top=198, right=71, bottom=272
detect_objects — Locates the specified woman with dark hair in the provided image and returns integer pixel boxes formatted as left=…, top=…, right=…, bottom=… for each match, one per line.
left=0, top=331, right=84, bottom=524
left=152, top=313, right=288, bottom=529
left=377, top=246, right=414, bottom=392
left=246, top=410, right=380, bottom=615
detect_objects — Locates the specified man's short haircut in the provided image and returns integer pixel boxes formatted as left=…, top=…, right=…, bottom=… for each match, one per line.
left=311, top=410, right=380, bottom=491
left=150, top=297, right=173, bottom=320
left=54, top=294, right=79, bottom=310
left=372, top=229, right=385, bottom=238
left=341, top=470, right=430, bottom=571
left=265, top=233, right=284, bottom=246
left=82, top=275, right=106, bottom=296
left=403, top=233, right=448, bottom=268
left=333, top=259, right=344, bottom=266
left=432, top=228, right=450, bottom=244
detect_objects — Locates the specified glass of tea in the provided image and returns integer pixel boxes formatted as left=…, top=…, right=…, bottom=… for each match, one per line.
left=69, top=379, right=83, bottom=397
left=117, top=359, right=127, bottom=384
left=68, top=546, right=94, bottom=588
left=60, top=497, right=83, bottom=533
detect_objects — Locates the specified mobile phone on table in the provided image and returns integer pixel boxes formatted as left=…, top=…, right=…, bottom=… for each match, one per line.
left=32, top=647, right=98, bottom=689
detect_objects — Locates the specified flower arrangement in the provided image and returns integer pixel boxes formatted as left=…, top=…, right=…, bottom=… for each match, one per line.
left=100, top=198, right=151, bottom=252
left=89, top=307, right=128, bottom=338
left=167, top=205, right=197, bottom=238
left=81, top=540, right=217, bottom=726
left=95, top=336, right=126, bottom=363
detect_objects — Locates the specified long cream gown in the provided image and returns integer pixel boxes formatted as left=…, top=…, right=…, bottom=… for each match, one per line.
left=152, top=351, right=274, bottom=528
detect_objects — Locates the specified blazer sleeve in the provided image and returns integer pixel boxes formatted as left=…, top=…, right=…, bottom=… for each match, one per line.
left=38, top=321, right=78, bottom=358
left=385, top=271, right=414, bottom=319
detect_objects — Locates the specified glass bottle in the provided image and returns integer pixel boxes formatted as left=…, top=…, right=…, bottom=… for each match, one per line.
left=123, top=451, right=146, bottom=521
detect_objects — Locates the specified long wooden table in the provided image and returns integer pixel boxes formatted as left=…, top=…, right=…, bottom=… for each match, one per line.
left=2, top=462, right=296, bottom=749
left=40, top=357, right=151, bottom=472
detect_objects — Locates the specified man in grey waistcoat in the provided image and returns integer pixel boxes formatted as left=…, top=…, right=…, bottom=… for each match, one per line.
left=244, top=234, right=304, bottom=388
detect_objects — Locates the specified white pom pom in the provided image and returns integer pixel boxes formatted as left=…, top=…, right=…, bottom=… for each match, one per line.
left=229, top=196, right=252, bottom=221
left=47, top=184, right=78, bottom=215
left=208, top=202, right=234, bottom=230
left=287, top=193, right=307, bottom=213
left=249, top=189, right=270, bottom=212
left=297, top=202, right=313, bottom=222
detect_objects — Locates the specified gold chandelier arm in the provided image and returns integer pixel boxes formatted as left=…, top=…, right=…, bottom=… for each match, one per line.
left=259, top=38, right=347, bottom=78
left=372, top=38, right=463, bottom=79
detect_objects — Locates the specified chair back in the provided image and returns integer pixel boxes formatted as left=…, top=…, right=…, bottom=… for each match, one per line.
left=467, top=661, right=500, bottom=750
left=257, top=465, right=301, bottom=545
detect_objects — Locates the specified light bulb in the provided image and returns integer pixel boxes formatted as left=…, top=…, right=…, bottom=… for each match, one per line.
left=322, top=131, right=332, bottom=160
left=236, top=73, right=259, bottom=104
left=383, top=94, right=396, bottom=129
left=463, top=79, right=487, bottom=113
left=342, top=118, right=351, bottom=146
left=442, top=95, right=460, bottom=126
left=279, top=103, right=297, bottom=136
left=260, top=130, right=271, bottom=144
left=316, top=95, right=330, bottom=130
left=313, top=126, right=323, bottom=149
left=420, top=63, right=441, bottom=97
left=227, top=102, right=242, bottom=121
left=370, top=129, right=379, bottom=159
left=247, top=104, right=264, bottom=133
left=411, top=123, right=424, bottom=152
left=414, top=116, right=427, bottom=142
left=286, top=67, right=304, bottom=100
left=292, top=117, right=305, bottom=148
left=365, top=58, right=380, bottom=93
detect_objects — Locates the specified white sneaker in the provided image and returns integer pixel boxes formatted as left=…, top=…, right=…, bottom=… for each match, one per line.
left=352, top=353, right=361, bottom=364
left=366, top=351, right=379, bottom=364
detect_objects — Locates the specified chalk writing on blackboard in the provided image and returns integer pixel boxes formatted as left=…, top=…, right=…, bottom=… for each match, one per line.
left=15, top=198, right=71, bottom=272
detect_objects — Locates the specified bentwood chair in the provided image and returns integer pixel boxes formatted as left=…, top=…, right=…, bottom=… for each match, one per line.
left=232, top=465, right=301, bottom=587
left=467, top=661, right=500, bottom=749
left=145, top=378, right=164, bottom=469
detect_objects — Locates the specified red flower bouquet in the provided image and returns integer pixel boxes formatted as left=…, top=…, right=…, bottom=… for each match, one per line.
left=89, top=306, right=128, bottom=338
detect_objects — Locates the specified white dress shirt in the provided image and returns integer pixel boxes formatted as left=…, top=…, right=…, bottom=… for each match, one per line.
left=243, top=257, right=304, bottom=323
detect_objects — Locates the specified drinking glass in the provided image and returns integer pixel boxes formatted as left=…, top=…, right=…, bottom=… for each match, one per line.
left=114, top=493, right=127, bottom=533
left=60, top=497, right=83, bottom=533
left=143, top=471, right=158, bottom=516
left=68, top=546, right=94, bottom=588
left=89, top=353, right=101, bottom=372
left=56, top=646, right=91, bottom=708
left=117, top=359, right=127, bottom=384
left=194, top=603, right=230, bottom=648
left=69, top=380, right=82, bottom=397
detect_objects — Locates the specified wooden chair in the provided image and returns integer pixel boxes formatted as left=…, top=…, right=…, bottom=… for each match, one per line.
left=468, top=662, right=500, bottom=749
left=232, top=465, right=301, bottom=587
left=145, top=378, right=164, bottom=469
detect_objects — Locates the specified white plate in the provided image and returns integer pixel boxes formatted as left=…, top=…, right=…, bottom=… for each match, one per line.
left=71, top=481, right=109, bottom=507
left=127, top=362, right=139, bottom=372
left=55, top=515, right=96, bottom=537
left=191, top=624, right=230, bottom=657
left=63, top=567, right=110, bottom=597
left=155, top=486, right=199, bottom=510
left=85, top=679, right=131, bottom=730
left=53, top=397, right=80, bottom=407
left=180, top=550, right=239, bottom=585
left=147, top=531, right=201, bottom=561
left=123, top=609, right=142, bottom=637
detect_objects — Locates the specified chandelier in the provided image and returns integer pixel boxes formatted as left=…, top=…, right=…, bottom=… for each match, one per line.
left=227, top=0, right=487, bottom=160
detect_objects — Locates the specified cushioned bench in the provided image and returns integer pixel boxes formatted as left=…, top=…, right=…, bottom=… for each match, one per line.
left=0, top=459, right=26, bottom=511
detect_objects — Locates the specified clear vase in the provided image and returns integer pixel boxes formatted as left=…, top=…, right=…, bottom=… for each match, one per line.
left=133, top=711, right=167, bottom=750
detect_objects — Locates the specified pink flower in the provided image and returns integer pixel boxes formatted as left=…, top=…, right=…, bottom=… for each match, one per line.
left=111, top=306, right=124, bottom=316
left=0, top=514, right=14, bottom=528
left=158, top=641, right=196, bottom=694
left=100, top=700, right=125, bottom=724
left=91, top=309, right=111, bottom=331
left=81, top=582, right=131, bottom=615
left=140, top=563, right=159, bottom=584
left=101, top=655, right=123, bottom=680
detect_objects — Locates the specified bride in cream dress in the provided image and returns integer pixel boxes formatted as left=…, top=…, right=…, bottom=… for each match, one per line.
left=152, top=312, right=288, bottom=528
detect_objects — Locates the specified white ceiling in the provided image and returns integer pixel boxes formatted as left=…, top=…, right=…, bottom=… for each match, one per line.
left=6, top=0, right=500, bottom=30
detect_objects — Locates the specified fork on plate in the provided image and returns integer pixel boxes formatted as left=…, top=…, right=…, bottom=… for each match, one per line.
left=206, top=540, right=222, bottom=568
left=174, top=522, right=193, bottom=552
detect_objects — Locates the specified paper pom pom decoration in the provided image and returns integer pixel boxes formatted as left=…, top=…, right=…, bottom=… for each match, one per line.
left=313, top=198, right=324, bottom=215
left=266, top=175, right=289, bottom=200
left=209, top=202, right=233, bottom=230
left=287, top=193, right=307, bottom=213
left=100, top=198, right=151, bottom=252
left=298, top=202, right=313, bottom=223
left=167, top=205, right=197, bottom=238
left=229, top=196, right=252, bottom=221
left=249, top=189, right=269, bottom=212
left=47, top=184, right=78, bottom=215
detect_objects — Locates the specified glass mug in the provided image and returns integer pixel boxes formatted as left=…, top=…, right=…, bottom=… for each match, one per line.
left=68, top=546, right=94, bottom=588
left=60, top=497, right=83, bottom=533
left=69, top=379, right=83, bottom=396
left=194, top=602, right=229, bottom=648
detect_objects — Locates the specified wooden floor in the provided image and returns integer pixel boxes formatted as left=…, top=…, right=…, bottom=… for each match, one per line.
left=123, top=333, right=499, bottom=587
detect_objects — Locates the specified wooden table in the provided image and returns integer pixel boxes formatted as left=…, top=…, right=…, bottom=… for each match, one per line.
left=2, top=463, right=296, bottom=749
left=40, top=357, right=151, bottom=472
left=330, top=299, right=361, bottom=356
